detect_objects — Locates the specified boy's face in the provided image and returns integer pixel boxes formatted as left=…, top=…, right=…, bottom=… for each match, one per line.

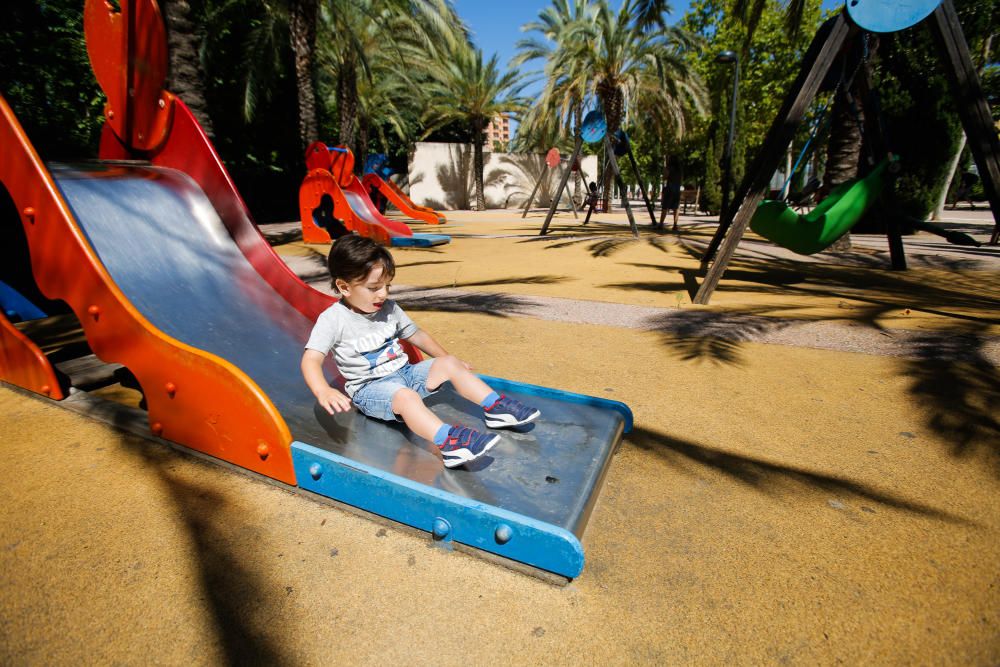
left=336, top=262, right=390, bottom=314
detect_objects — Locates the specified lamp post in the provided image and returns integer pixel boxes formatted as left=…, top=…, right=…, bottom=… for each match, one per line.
left=715, top=50, right=739, bottom=223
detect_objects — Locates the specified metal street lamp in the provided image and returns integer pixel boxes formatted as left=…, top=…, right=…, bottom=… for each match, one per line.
left=715, top=49, right=739, bottom=223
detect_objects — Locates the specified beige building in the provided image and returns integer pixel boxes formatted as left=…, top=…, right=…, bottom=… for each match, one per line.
left=484, top=113, right=511, bottom=149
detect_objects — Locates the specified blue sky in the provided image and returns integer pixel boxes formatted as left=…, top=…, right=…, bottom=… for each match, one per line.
left=454, top=0, right=693, bottom=74
left=454, top=0, right=842, bottom=73
left=453, top=0, right=841, bottom=136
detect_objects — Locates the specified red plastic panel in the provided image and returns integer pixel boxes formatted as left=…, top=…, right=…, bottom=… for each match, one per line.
left=0, top=94, right=296, bottom=484
left=328, top=145, right=356, bottom=188
left=305, top=141, right=332, bottom=172
left=0, top=310, right=64, bottom=400
left=84, top=0, right=172, bottom=151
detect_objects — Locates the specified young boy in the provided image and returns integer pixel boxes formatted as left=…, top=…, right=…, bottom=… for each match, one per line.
left=301, top=234, right=541, bottom=469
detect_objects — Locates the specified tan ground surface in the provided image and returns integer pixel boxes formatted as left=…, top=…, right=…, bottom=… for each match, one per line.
left=2, top=210, right=998, bottom=665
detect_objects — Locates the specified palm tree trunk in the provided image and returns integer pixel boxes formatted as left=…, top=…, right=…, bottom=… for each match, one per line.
left=358, top=116, right=370, bottom=170
left=288, top=0, right=319, bottom=149
left=824, top=92, right=863, bottom=188
left=823, top=89, right=864, bottom=250
left=338, top=60, right=359, bottom=157
left=573, top=103, right=583, bottom=204
left=473, top=120, right=486, bottom=210
left=162, top=0, right=213, bottom=137
left=598, top=84, right=624, bottom=212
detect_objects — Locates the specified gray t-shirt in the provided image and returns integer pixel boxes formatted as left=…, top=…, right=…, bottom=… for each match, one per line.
left=305, top=300, right=418, bottom=397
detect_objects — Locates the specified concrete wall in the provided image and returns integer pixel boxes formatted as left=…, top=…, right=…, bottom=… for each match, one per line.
left=405, top=142, right=597, bottom=210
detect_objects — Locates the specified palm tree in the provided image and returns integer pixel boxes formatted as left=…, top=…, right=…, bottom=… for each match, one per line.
left=318, top=0, right=466, bottom=161
left=162, top=0, right=215, bottom=136
left=552, top=0, right=704, bottom=209
left=219, top=0, right=319, bottom=148
left=420, top=44, right=527, bottom=210
left=288, top=0, right=319, bottom=147
left=513, top=0, right=594, bottom=201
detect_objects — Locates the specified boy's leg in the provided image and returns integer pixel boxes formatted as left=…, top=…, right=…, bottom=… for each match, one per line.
left=391, top=388, right=445, bottom=442
left=390, top=382, right=500, bottom=468
left=426, top=355, right=493, bottom=404
left=425, top=356, right=541, bottom=429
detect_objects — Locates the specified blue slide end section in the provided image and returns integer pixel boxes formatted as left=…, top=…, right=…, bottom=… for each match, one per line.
left=479, top=374, right=634, bottom=433
left=292, top=441, right=586, bottom=578
left=391, top=233, right=450, bottom=247
left=0, top=280, right=47, bottom=323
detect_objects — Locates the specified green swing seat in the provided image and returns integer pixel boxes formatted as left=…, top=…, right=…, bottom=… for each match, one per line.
left=749, top=158, right=890, bottom=255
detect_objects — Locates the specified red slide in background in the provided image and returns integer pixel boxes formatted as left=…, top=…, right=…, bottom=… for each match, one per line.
left=300, top=142, right=449, bottom=247
left=361, top=172, right=446, bottom=225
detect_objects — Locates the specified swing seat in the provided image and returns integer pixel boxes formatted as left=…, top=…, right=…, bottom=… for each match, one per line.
left=750, top=158, right=889, bottom=255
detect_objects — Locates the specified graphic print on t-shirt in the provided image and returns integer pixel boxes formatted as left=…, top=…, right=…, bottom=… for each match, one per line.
left=362, top=338, right=401, bottom=370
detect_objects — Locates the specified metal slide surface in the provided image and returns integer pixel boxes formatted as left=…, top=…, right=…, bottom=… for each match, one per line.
left=51, top=163, right=623, bottom=537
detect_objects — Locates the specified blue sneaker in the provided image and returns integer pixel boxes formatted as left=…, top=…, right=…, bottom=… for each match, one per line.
left=439, top=425, right=500, bottom=468
left=484, top=394, right=541, bottom=429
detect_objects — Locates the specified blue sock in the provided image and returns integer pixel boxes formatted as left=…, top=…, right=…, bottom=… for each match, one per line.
left=433, top=423, right=452, bottom=447
left=480, top=391, right=500, bottom=409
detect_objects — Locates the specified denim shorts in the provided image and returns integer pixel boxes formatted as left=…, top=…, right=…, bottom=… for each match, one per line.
left=352, top=359, right=438, bottom=422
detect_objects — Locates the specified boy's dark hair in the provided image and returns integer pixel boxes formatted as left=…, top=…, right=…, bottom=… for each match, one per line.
left=327, top=234, right=395, bottom=286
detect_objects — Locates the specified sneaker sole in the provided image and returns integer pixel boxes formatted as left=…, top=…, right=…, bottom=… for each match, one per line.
left=484, top=409, right=540, bottom=429
left=442, top=433, right=501, bottom=469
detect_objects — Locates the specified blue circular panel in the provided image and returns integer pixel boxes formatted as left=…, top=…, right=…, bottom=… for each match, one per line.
left=580, top=110, right=607, bottom=144
left=846, top=0, right=941, bottom=33
left=363, top=152, right=387, bottom=175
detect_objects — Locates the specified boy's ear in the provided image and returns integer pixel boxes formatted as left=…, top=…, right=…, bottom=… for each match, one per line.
left=334, top=278, right=349, bottom=295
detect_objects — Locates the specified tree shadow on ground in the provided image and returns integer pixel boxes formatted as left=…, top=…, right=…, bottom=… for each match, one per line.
left=260, top=226, right=303, bottom=246
left=288, top=245, right=331, bottom=284
left=395, top=259, right=461, bottom=269
left=628, top=427, right=969, bottom=523
left=393, top=289, right=540, bottom=318
left=409, top=275, right=572, bottom=291
left=113, top=432, right=289, bottom=664
left=903, top=323, right=1000, bottom=475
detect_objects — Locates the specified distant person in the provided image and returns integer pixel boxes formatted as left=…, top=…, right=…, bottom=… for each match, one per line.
left=301, top=235, right=541, bottom=469
left=584, top=181, right=599, bottom=209
left=949, top=169, right=979, bottom=210
left=658, top=156, right=682, bottom=231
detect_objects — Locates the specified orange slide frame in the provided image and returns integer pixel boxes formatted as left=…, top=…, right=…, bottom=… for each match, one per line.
left=0, top=95, right=295, bottom=483
left=299, top=142, right=414, bottom=245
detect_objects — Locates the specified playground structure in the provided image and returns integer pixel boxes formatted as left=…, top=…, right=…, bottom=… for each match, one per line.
left=0, top=0, right=633, bottom=579
left=693, top=0, right=1000, bottom=304
left=361, top=152, right=447, bottom=225
left=300, top=142, right=450, bottom=247
left=520, top=147, right=580, bottom=219
left=540, top=110, right=656, bottom=237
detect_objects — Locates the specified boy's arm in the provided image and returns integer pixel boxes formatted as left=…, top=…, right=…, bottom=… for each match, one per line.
left=405, top=329, right=472, bottom=369
left=301, top=349, right=352, bottom=414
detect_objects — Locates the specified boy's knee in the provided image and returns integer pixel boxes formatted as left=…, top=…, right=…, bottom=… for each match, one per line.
left=432, top=355, right=462, bottom=373
left=391, top=387, right=422, bottom=413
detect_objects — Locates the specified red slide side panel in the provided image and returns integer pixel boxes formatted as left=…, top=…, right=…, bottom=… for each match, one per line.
left=101, top=99, right=335, bottom=322
left=0, top=310, right=64, bottom=400
left=361, top=173, right=444, bottom=225
left=2, top=95, right=296, bottom=484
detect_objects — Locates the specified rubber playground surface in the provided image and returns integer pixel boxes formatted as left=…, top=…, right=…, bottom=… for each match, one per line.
left=2, top=207, right=998, bottom=664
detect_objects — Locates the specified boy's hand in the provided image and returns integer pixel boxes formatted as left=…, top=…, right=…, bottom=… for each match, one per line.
left=316, top=386, right=352, bottom=415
